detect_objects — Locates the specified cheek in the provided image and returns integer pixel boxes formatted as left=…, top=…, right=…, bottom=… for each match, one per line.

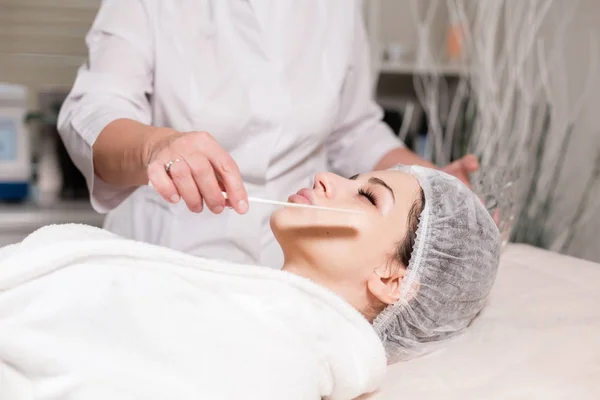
left=271, top=210, right=396, bottom=268
left=271, top=208, right=363, bottom=232
left=352, top=220, right=398, bottom=263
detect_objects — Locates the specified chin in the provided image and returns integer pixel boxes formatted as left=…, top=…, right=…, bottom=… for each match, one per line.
left=270, top=207, right=305, bottom=237
left=269, top=209, right=284, bottom=237
left=270, top=208, right=309, bottom=262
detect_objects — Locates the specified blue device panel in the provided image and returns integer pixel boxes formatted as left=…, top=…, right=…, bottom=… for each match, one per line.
left=0, top=118, right=17, bottom=161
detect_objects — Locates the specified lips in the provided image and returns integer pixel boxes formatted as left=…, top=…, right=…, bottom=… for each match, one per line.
left=287, top=188, right=313, bottom=205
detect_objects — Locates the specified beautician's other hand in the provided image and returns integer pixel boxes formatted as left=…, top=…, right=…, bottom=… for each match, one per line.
left=146, top=130, right=248, bottom=214
left=375, top=147, right=479, bottom=187
left=441, top=154, right=480, bottom=187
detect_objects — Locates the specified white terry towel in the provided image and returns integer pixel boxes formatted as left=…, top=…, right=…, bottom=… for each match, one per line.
left=0, top=224, right=386, bottom=400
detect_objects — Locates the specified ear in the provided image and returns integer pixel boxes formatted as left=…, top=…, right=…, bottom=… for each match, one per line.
left=367, top=264, right=405, bottom=305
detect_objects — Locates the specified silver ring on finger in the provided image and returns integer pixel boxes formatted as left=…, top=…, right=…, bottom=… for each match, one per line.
left=165, top=159, right=182, bottom=175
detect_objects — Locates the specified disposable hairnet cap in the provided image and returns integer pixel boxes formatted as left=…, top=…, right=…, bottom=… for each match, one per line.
left=373, top=165, right=501, bottom=363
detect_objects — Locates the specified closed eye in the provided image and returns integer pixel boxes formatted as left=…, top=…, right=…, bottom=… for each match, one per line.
left=358, top=188, right=378, bottom=206
left=350, top=174, right=395, bottom=204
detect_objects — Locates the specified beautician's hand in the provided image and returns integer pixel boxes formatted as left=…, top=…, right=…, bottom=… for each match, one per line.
left=441, top=154, right=480, bottom=187
left=375, top=148, right=479, bottom=187
left=145, top=130, right=248, bottom=214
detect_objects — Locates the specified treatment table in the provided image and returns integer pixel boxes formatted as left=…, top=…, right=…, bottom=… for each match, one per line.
left=373, top=244, right=600, bottom=400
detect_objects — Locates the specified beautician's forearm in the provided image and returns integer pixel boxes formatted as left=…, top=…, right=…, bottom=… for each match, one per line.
left=92, top=119, right=176, bottom=187
left=374, top=147, right=436, bottom=171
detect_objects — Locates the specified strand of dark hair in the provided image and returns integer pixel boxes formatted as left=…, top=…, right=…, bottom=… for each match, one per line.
left=397, top=188, right=426, bottom=269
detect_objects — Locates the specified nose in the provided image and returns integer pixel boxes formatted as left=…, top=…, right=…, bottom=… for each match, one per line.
left=313, top=172, right=344, bottom=199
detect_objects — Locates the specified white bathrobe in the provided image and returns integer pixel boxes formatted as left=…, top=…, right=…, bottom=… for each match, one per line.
left=0, top=224, right=386, bottom=400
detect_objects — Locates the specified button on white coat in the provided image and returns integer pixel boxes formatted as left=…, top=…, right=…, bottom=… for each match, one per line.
left=57, top=0, right=404, bottom=268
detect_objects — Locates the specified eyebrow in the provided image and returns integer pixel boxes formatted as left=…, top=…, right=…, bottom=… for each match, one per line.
left=349, top=174, right=396, bottom=202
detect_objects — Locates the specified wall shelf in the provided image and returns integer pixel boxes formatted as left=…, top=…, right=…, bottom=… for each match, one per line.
left=379, top=60, right=468, bottom=76
left=364, top=0, right=468, bottom=78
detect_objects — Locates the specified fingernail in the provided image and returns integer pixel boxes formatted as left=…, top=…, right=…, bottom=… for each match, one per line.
left=214, top=206, right=224, bottom=214
left=238, top=200, right=248, bottom=213
left=170, top=194, right=180, bottom=203
left=148, top=181, right=154, bottom=188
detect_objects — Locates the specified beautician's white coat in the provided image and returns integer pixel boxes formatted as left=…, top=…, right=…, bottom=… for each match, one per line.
left=58, top=0, right=403, bottom=268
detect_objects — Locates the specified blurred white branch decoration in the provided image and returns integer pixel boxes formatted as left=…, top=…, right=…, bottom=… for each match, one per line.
left=405, top=0, right=599, bottom=249
left=408, top=0, right=448, bottom=163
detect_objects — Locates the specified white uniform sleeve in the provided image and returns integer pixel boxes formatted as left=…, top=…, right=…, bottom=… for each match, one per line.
left=325, top=5, right=405, bottom=178
left=57, top=0, right=154, bottom=213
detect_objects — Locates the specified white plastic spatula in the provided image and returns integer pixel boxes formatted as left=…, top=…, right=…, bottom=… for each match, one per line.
left=221, top=192, right=364, bottom=214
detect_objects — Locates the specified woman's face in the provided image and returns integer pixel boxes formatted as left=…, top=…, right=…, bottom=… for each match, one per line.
left=271, top=170, right=423, bottom=316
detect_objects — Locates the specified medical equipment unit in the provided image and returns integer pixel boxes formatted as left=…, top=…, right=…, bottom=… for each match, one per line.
left=0, top=83, right=30, bottom=202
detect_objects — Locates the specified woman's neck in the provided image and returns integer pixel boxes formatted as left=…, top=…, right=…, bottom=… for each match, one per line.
left=281, top=258, right=316, bottom=281
left=282, top=258, right=366, bottom=316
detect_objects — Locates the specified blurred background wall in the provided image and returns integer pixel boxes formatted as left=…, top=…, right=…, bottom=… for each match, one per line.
left=0, top=0, right=98, bottom=108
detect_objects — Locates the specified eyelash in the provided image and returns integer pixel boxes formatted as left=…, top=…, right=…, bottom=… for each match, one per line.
left=358, top=188, right=378, bottom=206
